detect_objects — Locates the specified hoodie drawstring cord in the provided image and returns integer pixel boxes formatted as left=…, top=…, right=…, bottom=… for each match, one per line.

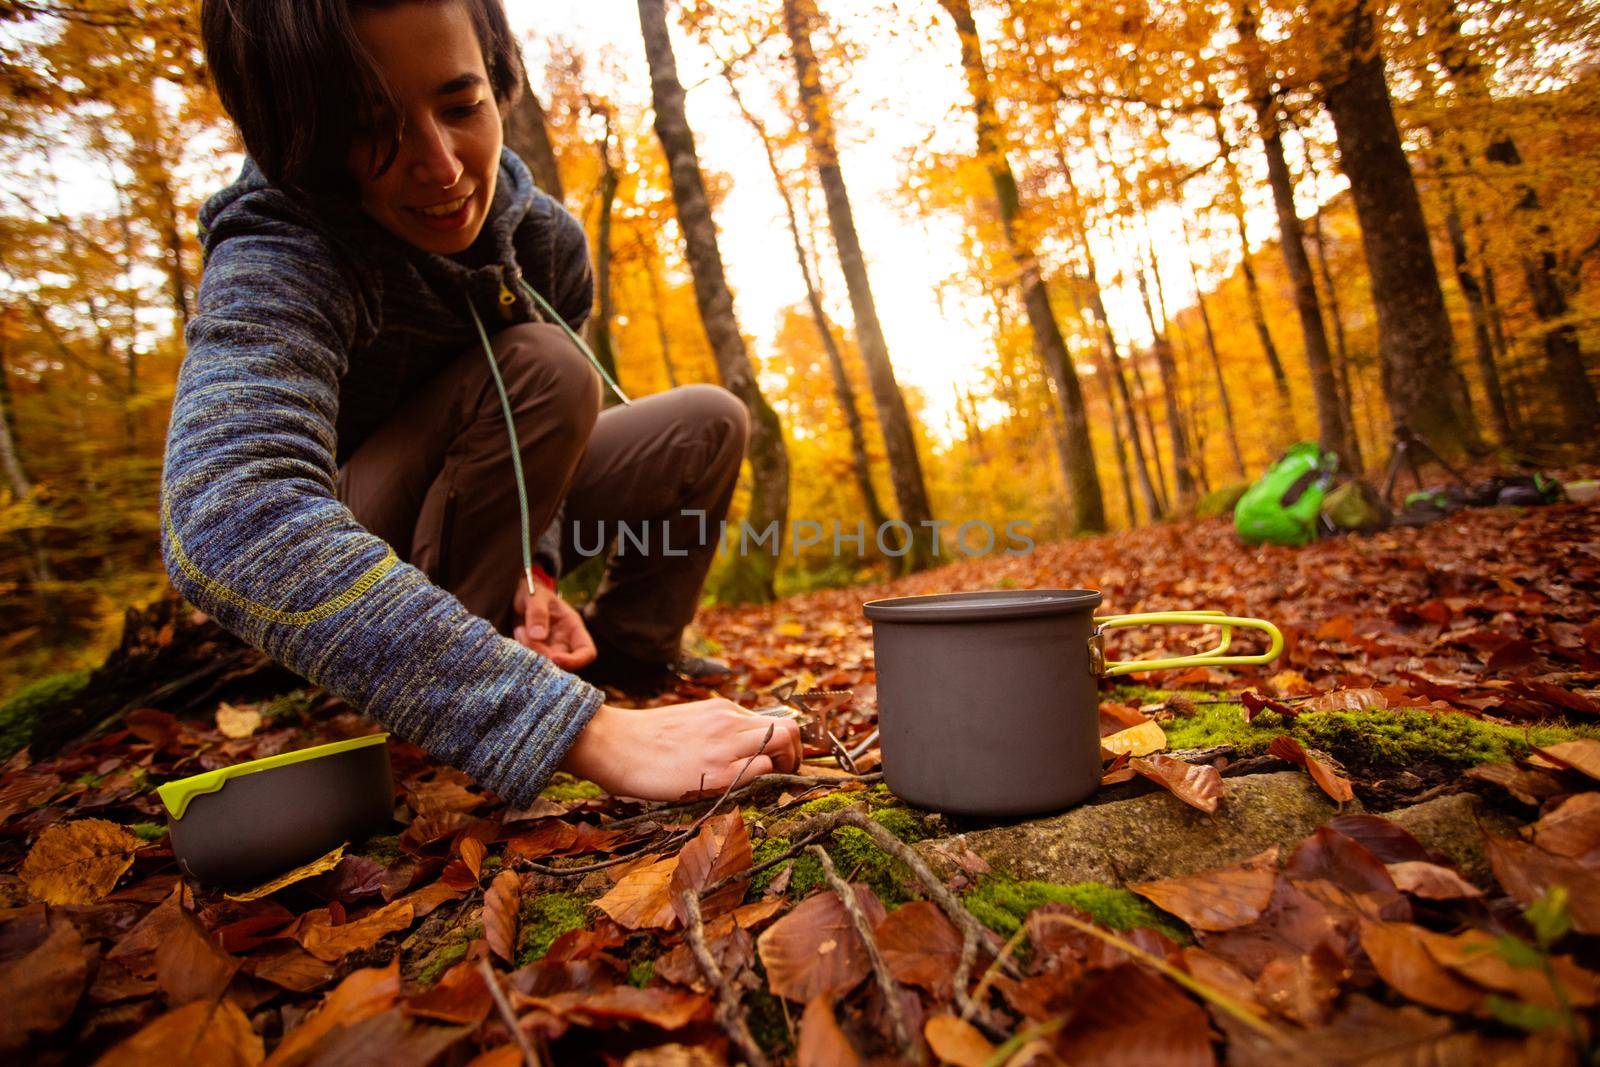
left=463, top=280, right=633, bottom=601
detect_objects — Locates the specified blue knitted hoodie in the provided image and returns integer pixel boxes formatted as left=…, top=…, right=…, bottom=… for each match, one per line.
left=159, top=146, right=607, bottom=807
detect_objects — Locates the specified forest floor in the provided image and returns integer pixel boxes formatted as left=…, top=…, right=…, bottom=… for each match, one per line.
left=2, top=491, right=1600, bottom=1065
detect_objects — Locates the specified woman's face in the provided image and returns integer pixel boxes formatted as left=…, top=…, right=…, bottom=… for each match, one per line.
left=345, top=1, right=502, bottom=256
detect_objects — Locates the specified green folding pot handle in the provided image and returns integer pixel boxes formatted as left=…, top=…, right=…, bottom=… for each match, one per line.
left=157, top=734, right=395, bottom=887
left=1090, top=611, right=1284, bottom=677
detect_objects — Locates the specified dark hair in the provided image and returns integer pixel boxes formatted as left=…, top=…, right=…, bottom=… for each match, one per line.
left=200, top=0, right=525, bottom=201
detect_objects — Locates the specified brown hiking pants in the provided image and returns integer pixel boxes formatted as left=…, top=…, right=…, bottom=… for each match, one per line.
left=336, top=322, right=749, bottom=663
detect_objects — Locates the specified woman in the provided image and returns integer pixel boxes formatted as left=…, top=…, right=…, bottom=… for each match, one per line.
left=164, top=0, right=801, bottom=806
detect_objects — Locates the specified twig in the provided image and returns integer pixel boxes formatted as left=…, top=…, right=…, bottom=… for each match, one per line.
left=603, top=771, right=883, bottom=829
left=517, top=726, right=778, bottom=877
left=962, top=922, right=1028, bottom=1024
left=680, top=889, right=771, bottom=1067
left=477, top=957, right=542, bottom=1067
left=807, top=845, right=923, bottom=1064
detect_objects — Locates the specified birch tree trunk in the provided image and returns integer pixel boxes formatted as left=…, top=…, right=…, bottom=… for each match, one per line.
left=637, top=0, right=789, bottom=601
left=504, top=77, right=566, bottom=202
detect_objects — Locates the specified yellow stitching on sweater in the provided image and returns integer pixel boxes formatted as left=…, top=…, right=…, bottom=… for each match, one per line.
left=161, top=491, right=397, bottom=625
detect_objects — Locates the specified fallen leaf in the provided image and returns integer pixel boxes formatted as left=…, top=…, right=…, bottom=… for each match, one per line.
left=1101, top=720, right=1167, bottom=758
left=758, top=884, right=886, bottom=1002
left=797, top=995, right=864, bottom=1067
left=0, top=918, right=88, bottom=1054
left=1532, top=739, right=1600, bottom=779
left=669, top=812, right=753, bottom=925
left=458, top=837, right=485, bottom=882
left=20, top=819, right=144, bottom=905
left=923, top=1014, right=995, bottom=1067
left=1531, top=792, right=1600, bottom=862
left=1303, top=688, right=1389, bottom=712
left=1132, top=849, right=1278, bottom=931
left=1322, top=814, right=1432, bottom=864
left=262, top=961, right=400, bottom=1067
left=1486, top=836, right=1600, bottom=933
left=225, top=845, right=347, bottom=902
left=403, top=960, right=493, bottom=1025
left=1384, top=861, right=1483, bottom=900
left=1129, top=754, right=1225, bottom=814
left=1053, top=963, right=1213, bottom=1066
left=1268, top=735, right=1354, bottom=804
left=1254, top=942, right=1346, bottom=1025
left=1465, top=761, right=1569, bottom=805
left=484, top=869, right=520, bottom=965
left=246, top=944, right=336, bottom=993
left=1420, top=926, right=1600, bottom=1010
left=156, top=909, right=240, bottom=1005
left=1098, top=702, right=1149, bottom=736
left=293, top=899, right=415, bottom=961
left=96, top=998, right=264, bottom=1067
left=595, top=854, right=680, bottom=931
left=875, top=900, right=964, bottom=996
left=214, top=702, right=262, bottom=739
left=1358, top=921, right=1481, bottom=1014
left=286, top=1006, right=465, bottom=1066
left=511, top=985, right=712, bottom=1030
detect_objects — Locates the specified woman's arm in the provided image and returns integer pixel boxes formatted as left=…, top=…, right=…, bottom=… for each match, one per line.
left=161, top=223, right=605, bottom=807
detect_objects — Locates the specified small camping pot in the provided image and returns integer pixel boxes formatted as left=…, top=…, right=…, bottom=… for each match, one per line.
left=158, top=734, right=394, bottom=887
left=862, top=590, right=1282, bottom=817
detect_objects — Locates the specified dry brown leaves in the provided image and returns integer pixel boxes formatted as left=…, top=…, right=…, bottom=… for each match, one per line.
left=1132, top=849, right=1279, bottom=931
left=483, top=869, right=520, bottom=964
left=1129, top=753, right=1226, bottom=813
left=757, top=883, right=886, bottom=1002
left=19, top=818, right=145, bottom=904
left=1267, top=735, right=1355, bottom=804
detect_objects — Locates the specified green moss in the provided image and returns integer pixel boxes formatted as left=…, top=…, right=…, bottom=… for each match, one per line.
left=541, top=773, right=604, bottom=802
left=627, top=958, right=655, bottom=988
left=127, top=821, right=168, bottom=842
left=0, top=670, right=91, bottom=759
left=359, top=834, right=401, bottom=866
left=798, top=790, right=868, bottom=815
left=745, top=988, right=793, bottom=1057
left=260, top=689, right=317, bottom=722
left=414, top=939, right=470, bottom=986
left=755, top=808, right=929, bottom=905
left=1140, top=688, right=1600, bottom=773
left=963, top=876, right=1189, bottom=943
left=516, top=893, right=592, bottom=965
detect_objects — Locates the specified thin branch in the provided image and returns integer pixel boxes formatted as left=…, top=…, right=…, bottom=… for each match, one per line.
left=680, top=889, right=770, bottom=1067
left=807, top=844, right=923, bottom=1063
left=477, top=957, right=543, bottom=1067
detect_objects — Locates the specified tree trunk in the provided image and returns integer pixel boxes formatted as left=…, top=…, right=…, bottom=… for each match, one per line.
left=638, top=0, right=789, bottom=600
left=1317, top=0, right=1479, bottom=454
left=1441, top=185, right=1515, bottom=443
left=1183, top=245, right=1247, bottom=479
left=1483, top=137, right=1599, bottom=443
left=1134, top=254, right=1197, bottom=502
left=784, top=0, right=938, bottom=567
left=504, top=77, right=565, bottom=202
left=0, top=335, right=65, bottom=634
left=936, top=0, right=1106, bottom=533
left=636, top=235, right=680, bottom=389
left=1211, top=109, right=1289, bottom=408
left=723, top=73, right=891, bottom=538
left=588, top=104, right=623, bottom=400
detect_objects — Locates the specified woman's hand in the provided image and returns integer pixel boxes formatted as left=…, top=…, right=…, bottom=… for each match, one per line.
left=556, top=699, right=804, bottom=801
left=513, top=578, right=597, bottom=670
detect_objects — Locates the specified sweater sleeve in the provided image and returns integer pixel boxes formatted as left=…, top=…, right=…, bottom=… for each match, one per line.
left=160, top=223, right=605, bottom=807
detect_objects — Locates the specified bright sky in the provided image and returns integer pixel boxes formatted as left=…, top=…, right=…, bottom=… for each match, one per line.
left=512, top=0, right=1016, bottom=444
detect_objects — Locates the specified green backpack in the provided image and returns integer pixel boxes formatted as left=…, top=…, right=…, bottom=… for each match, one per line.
left=1234, top=442, right=1340, bottom=546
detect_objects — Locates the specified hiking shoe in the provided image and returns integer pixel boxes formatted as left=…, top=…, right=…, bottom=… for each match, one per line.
left=671, top=652, right=733, bottom=680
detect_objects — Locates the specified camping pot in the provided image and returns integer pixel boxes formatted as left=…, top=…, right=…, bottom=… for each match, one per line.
left=862, top=590, right=1282, bottom=817
left=158, top=734, right=394, bottom=887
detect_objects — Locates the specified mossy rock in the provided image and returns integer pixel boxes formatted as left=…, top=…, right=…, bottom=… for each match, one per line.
left=0, top=669, right=91, bottom=760
left=1158, top=699, right=1598, bottom=774
left=516, top=892, right=595, bottom=966
left=963, top=875, right=1189, bottom=944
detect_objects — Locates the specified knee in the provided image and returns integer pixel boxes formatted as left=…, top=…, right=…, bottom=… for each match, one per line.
left=492, top=323, right=601, bottom=433
left=675, top=383, right=749, bottom=456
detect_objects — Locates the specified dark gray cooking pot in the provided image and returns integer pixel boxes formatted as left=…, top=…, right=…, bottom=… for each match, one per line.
left=158, top=734, right=394, bottom=887
left=862, top=589, right=1281, bottom=817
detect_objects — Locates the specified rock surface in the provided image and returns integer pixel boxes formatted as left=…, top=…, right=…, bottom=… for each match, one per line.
left=1386, top=791, right=1519, bottom=882
left=915, top=772, right=1355, bottom=886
